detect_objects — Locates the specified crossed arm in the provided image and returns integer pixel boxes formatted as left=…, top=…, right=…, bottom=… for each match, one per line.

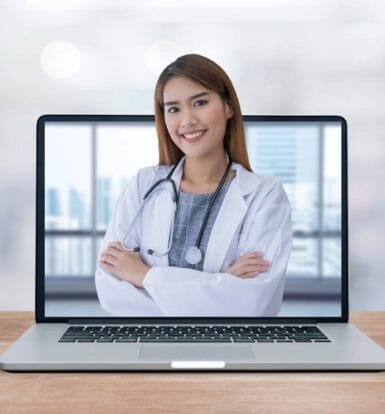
left=99, top=241, right=271, bottom=287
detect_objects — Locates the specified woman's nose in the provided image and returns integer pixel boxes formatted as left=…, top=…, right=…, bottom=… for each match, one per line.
left=180, top=110, right=198, bottom=128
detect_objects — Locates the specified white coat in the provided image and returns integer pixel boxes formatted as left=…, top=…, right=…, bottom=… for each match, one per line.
left=95, top=157, right=293, bottom=317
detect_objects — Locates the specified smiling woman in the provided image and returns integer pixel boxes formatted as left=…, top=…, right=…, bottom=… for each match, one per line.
left=95, top=54, right=293, bottom=317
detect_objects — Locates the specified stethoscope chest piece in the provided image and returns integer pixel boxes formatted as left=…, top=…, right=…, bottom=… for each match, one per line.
left=185, top=246, right=202, bottom=265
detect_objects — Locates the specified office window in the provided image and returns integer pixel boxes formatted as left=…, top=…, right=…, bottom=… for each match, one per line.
left=45, top=124, right=91, bottom=230
left=45, top=237, right=92, bottom=276
left=96, top=123, right=158, bottom=229
left=245, top=123, right=341, bottom=281
left=45, top=120, right=342, bottom=300
left=45, top=122, right=157, bottom=279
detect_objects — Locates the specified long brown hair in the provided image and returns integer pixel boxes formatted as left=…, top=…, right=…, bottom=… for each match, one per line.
left=154, top=54, right=252, bottom=171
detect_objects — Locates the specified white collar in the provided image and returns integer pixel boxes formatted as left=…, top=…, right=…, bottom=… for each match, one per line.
left=163, top=155, right=261, bottom=197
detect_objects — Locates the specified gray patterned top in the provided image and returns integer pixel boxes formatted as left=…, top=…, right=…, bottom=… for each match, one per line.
left=168, top=176, right=234, bottom=271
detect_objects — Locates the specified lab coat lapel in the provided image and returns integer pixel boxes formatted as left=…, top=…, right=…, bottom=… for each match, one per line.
left=141, top=158, right=185, bottom=268
left=203, top=163, right=261, bottom=273
left=203, top=176, right=246, bottom=273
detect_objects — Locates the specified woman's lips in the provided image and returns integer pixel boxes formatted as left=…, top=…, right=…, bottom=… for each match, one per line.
left=180, top=129, right=207, bottom=143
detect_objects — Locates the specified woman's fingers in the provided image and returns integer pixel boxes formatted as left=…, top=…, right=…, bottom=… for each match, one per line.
left=242, top=271, right=261, bottom=278
left=102, top=249, right=119, bottom=260
left=242, top=258, right=270, bottom=267
left=103, top=242, right=125, bottom=258
left=225, top=251, right=271, bottom=278
left=239, top=251, right=264, bottom=260
left=242, top=263, right=269, bottom=272
left=234, top=258, right=270, bottom=273
left=238, top=266, right=269, bottom=277
left=232, top=270, right=260, bottom=279
left=227, top=263, right=270, bottom=278
left=108, top=241, right=124, bottom=252
left=237, top=252, right=269, bottom=268
left=227, top=268, right=265, bottom=278
left=100, top=254, right=119, bottom=266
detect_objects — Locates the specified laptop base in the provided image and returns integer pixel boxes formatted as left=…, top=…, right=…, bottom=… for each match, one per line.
left=2, top=322, right=385, bottom=371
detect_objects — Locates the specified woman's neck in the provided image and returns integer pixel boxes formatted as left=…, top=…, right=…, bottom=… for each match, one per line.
left=182, top=150, right=228, bottom=187
left=180, top=150, right=234, bottom=194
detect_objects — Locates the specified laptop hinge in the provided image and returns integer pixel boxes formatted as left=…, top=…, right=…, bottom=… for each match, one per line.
left=67, top=319, right=319, bottom=325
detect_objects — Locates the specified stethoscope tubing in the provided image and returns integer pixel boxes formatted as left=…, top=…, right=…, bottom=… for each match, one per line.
left=121, top=156, right=233, bottom=264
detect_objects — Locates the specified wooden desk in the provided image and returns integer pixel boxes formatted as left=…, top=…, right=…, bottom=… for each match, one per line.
left=0, top=312, right=384, bottom=413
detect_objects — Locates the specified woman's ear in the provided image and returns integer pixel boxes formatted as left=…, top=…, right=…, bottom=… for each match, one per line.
left=224, top=101, right=234, bottom=120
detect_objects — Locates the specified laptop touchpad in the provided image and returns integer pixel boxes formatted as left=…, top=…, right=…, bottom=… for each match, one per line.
left=139, top=345, right=254, bottom=360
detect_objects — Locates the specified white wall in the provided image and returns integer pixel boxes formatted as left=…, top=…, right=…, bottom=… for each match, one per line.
left=0, top=0, right=384, bottom=310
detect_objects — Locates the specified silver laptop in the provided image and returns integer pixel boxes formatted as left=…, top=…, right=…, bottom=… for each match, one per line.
left=1, top=114, right=385, bottom=371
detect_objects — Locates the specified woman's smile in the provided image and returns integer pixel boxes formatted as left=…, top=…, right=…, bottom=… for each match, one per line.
left=180, top=129, right=207, bottom=142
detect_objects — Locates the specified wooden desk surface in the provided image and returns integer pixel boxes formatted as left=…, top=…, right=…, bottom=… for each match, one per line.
left=0, top=312, right=384, bottom=413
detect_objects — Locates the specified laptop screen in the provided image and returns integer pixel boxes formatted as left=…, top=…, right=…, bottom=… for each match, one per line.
left=38, top=115, right=347, bottom=320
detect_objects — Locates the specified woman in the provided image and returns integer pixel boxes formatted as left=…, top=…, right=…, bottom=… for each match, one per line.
left=95, top=54, right=292, bottom=317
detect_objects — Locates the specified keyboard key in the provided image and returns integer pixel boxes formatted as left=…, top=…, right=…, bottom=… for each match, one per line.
left=72, top=336, right=96, bottom=340
left=233, top=338, right=255, bottom=343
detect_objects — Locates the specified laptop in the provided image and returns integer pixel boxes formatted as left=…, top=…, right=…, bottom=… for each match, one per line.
left=1, top=114, right=385, bottom=371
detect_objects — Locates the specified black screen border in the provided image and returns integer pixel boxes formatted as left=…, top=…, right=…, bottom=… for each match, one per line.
left=36, top=114, right=348, bottom=324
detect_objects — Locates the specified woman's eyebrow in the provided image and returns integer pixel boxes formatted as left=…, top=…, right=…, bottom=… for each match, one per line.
left=164, top=91, right=210, bottom=106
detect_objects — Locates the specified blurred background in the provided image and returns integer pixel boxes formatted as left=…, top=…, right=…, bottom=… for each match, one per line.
left=0, top=0, right=384, bottom=311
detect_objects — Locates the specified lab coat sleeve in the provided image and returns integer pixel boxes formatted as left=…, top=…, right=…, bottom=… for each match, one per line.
left=95, top=170, right=163, bottom=316
left=142, top=180, right=293, bottom=317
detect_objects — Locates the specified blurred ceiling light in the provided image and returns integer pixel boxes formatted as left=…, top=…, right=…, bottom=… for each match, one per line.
left=145, top=40, right=185, bottom=76
left=41, top=41, right=81, bottom=79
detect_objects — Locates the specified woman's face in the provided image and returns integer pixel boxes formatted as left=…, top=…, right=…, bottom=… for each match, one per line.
left=162, top=76, right=233, bottom=160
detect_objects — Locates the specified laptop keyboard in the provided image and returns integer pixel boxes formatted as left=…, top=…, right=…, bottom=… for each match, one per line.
left=59, top=325, right=331, bottom=343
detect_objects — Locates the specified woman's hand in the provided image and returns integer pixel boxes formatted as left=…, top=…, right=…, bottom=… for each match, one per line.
left=225, top=251, right=270, bottom=279
left=99, top=241, right=150, bottom=288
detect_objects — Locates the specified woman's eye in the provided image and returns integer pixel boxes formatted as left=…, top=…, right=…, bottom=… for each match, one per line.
left=166, top=100, right=207, bottom=113
left=194, top=99, right=208, bottom=107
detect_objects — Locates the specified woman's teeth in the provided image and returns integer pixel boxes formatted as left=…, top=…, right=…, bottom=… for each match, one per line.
left=182, top=130, right=206, bottom=140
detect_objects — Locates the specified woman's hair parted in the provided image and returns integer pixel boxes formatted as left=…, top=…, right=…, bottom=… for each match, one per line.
left=154, top=54, right=252, bottom=171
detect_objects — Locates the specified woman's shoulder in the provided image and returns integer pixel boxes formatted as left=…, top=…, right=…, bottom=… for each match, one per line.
left=116, top=164, right=175, bottom=206
left=232, top=162, right=282, bottom=196
left=136, top=164, right=172, bottom=182
left=131, top=164, right=173, bottom=193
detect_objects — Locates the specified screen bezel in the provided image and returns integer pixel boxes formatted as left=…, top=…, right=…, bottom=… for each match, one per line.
left=36, top=114, right=348, bottom=324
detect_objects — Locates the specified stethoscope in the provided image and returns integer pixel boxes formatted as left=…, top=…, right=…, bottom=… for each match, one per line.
left=122, top=156, right=233, bottom=265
